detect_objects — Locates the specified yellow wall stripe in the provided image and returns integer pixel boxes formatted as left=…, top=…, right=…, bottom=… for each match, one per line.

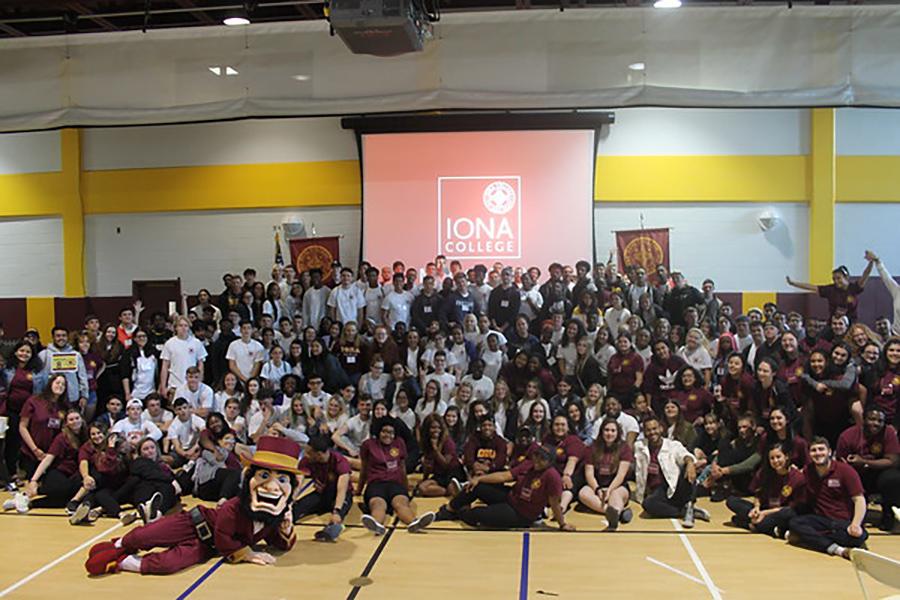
left=26, top=297, right=56, bottom=341
left=594, top=155, right=809, bottom=202
left=0, top=172, right=69, bottom=217
left=836, top=155, right=900, bottom=202
left=741, top=291, right=777, bottom=312
left=61, top=129, right=86, bottom=297
left=809, top=109, right=836, bottom=284
left=82, top=160, right=361, bottom=214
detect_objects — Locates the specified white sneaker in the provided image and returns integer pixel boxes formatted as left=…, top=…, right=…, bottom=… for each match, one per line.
left=138, top=492, right=162, bottom=525
left=408, top=511, right=436, bottom=533
left=361, top=515, right=386, bottom=536
left=448, top=478, right=462, bottom=497
left=681, top=503, right=695, bottom=529
left=68, top=502, right=91, bottom=525
left=693, top=507, right=711, bottom=522
left=14, top=492, right=29, bottom=514
left=120, top=511, right=139, bottom=526
left=2, top=499, right=14, bottom=511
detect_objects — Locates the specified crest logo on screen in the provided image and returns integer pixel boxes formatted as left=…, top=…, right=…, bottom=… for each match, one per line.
left=437, top=176, right=522, bottom=260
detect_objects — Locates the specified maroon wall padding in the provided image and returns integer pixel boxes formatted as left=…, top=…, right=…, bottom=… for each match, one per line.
left=54, top=297, right=132, bottom=331
left=775, top=293, right=829, bottom=321
left=0, top=299, right=27, bottom=337
left=718, top=292, right=742, bottom=315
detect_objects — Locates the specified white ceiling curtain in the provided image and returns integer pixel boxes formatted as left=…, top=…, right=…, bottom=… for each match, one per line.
left=1, top=6, right=900, bottom=132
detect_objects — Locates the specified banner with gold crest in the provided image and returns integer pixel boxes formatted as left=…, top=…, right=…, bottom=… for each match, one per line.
left=615, top=228, right=670, bottom=274
left=290, top=236, right=341, bottom=282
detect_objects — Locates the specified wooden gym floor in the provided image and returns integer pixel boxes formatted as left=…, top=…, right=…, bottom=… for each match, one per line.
left=1, top=490, right=899, bottom=599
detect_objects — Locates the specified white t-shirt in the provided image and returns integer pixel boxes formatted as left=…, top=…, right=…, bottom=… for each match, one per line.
left=382, top=289, right=415, bottom=328
left=358, top=373, right=390, bottom=400
left=391, top=407, right=417, bottom=432
left=481, top=348, right=504, bottom=382
left=415, top=399, right=448, bottom=422
left=461, top=374, right=494, bottom=403
left=173, top=382, right=215, bottom=414
left=678, top=346, right=713, bottom=371
left=424, top=371, right=456, bottom=403
left=520, top=288, right=544, bottom=321
left=301, top=391, right=332, bottom=415
left=131, top=354, right=158, bottom=401
left=364, top=284, right=386, bottom=326
left=141, top=409, right=174, bottom=427
left=226, top=338, right=265, bottom=379
left=342, top=414, right=371, bottom=453
left=590, top=411, right=640, bottom=442
left=328, top=284, right=366, bottom=325
left=160, top=335, right=208, bottom=389
left=261, top=360, right=291, bottom=390
left=166, top=414, right=207, bottom=448
left=112, top=417, right=162, bottom=444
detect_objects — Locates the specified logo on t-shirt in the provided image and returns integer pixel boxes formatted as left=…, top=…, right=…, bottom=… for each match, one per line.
left=781, top=484, right=792, bottom=498
left=437, top=176, right=521, bottom=260
left=826, top=478, right=841, bottom=488
left=871, top=442, right=883, bottom=456
left=389, top=447, right=400, bottom=458
left=531, top=478, right=542, bottom=489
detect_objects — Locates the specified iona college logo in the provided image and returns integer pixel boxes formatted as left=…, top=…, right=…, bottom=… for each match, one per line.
left=437, top=176, right=522, bottom=260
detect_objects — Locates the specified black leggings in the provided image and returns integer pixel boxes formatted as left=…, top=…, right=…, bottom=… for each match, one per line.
left=196, top=469, right=241, bottom=502
left=4, top=412, right=21, bottom=480
left=454, top=482, right=533, bottom=529
left=31, top=469, right=81, bottom=508
left=118, top=476, right=178, bottom=513
left=861, top=468, right=900, bottom=529
left=725, top=496, right=795, bottom=536
left=642, top=472, right=695, bottom=518
left=293, top=487, right=353, bottom=520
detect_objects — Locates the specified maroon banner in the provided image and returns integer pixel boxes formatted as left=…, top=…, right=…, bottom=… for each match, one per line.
left=615, top=228, right=670, bottom=274
left=290, top=236, right=341, bottom=282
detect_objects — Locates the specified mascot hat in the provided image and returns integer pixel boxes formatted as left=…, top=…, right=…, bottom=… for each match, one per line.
left=243, top=436, right=304, bottom=474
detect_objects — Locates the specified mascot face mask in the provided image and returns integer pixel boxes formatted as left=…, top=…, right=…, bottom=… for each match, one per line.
left=248, top=467, right=293, bottom=516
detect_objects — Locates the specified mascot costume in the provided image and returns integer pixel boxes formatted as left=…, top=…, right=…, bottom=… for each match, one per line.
left=85, top=436, right=302, bottom=576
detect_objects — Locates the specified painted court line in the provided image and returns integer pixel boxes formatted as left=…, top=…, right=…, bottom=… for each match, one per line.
left=518, top=532, right=530, bottom=600
left=645, top=557, right=725, bottom=593
left=0, top=521, right=123, bottom=598
left=176, top=558, right=226, bottom=600
left=671, top=519, right=723, bottom=600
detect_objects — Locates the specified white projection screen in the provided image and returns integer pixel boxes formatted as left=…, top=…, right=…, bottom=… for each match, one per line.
left=361, top=129, right=595, bottom=272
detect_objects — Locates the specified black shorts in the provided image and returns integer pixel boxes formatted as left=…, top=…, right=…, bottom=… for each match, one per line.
left=428, top=467, right=467, bottom=488
left=364, top=480, right=408, bottom=514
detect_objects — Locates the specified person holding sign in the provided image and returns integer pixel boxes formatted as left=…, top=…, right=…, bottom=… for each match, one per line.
left=38, top=326, right=88, bottom=410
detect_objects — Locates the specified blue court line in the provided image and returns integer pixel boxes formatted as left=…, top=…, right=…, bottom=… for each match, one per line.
left=518, top=532, right=530, bottom=600
left=175, top=558, right=225, bottom=600
left=174, top=480, right=314, bottom=599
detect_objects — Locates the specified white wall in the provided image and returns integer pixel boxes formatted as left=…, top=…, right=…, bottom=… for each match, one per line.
left=85, top=208, right=361, bottom=295
left=0, top=130, right=59, bottom=175
left=0, top=217, right=64, bottom=296
left=82, top=117, right=357, bottom=170
left=599, top=108, right=809, bottom=156
left=594, top=202, right=808, bottom=292
left=835, top=203, right=900, bottom=271
left=837, top=108, right=900, bottom=155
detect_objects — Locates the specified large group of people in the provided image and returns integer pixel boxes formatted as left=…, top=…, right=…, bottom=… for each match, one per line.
left=2, top=248, right=900, bottom=561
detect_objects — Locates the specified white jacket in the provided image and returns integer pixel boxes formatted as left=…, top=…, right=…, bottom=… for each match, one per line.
left=634, top=437, right=695, bottom=503
left=876, top=260, right=900, bottom=337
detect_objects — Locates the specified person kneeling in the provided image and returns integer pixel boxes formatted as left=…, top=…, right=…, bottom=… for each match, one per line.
left=437, top=445, right=576, bottom=531
left=357, top=417, right=435, bottom=535
left=635, top=417, right=709, bottom=528
left=726, top=443, right=804, bottom=537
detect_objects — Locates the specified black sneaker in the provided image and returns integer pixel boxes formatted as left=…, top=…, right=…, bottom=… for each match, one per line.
left=710, top=487, right=727, bottom=503
left=66, top=500, right=80, bottom=516
left=605, top=506, right=620, bottom=531
left=620, top=507, right=634, bottom=524
left=435, top=505, right=457, bottom=521
left=138, top=492, right=162, bottom=525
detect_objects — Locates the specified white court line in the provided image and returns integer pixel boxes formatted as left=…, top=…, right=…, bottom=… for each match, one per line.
left=645, top=557, right=725, bottom=593
left=671, top=519, right=723, bottom=600
left=0, top=521, right=122, bottom=598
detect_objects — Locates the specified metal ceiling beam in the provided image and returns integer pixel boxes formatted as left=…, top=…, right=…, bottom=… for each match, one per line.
left=66, top=2, right=120, bottom=30
left=174, top=0, right=218, bottom=24
left=0, top=22, right=26, bottom=36
left=292, top=3, right=319, bottom=18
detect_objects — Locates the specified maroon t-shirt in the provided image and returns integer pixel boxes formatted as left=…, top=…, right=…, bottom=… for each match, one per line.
left=777, top=357, right=806, bottom=408
left=647, top=446, right=665, bottom=491
left=542, top=433, right=585, bottom=473
left=750, top=466, right=806, bottom=509
left=590, top=443, right=634, bottom=488
left=607, top=351, right=643, bottom=394
left=719, top=372, right=755, bottom=414
left=463, top=434, right=508, bottom=473
left=20, top=396, right=63, bottom=460
left=803, top=460, right=865, bottom=521
left=672, top=388, right=714, bottom=423
left=509, top=442, right=539, bottom=467
left=506, top=460, right=563, bottom=521
left=298, top=449, right=351, bottom=492
left=81, top=352, right=104, bottom=392
left=421, top=438, right=460, bottom=476
left=6, top=368, right=37, bottom=414
left=836, top=424, right=900, bottom=461
left=757, top=432, right=809, bottom=468
left=641, top=356, right=687, bottom=402
left=47, top=432, right=79, bottom=476
left=361, top=437, right=407, bottom=485
left=818, top=282, right=863, bottom=320
left=873, top=370, right=900, bottom=422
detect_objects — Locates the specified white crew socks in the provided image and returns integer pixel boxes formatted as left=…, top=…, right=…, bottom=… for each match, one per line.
left=119, top=555, right=142, bottom=572
left=827, top=543, right=846, bottom=556
left=114, top=538, right=123, bottom=548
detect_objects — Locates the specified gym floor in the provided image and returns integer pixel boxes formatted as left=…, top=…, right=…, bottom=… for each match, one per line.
left=1, top=492, right=898, bottom=599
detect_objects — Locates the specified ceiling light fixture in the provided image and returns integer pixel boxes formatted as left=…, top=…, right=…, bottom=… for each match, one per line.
left=291, top=74, right=311, bottom=81
left=223, top=16, right=250, bottom=26
left=208, top=66, right=222, bottom=75
left=628, top=62, right=646, bottom=71
left=654, top=0, right=682, bottom=7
